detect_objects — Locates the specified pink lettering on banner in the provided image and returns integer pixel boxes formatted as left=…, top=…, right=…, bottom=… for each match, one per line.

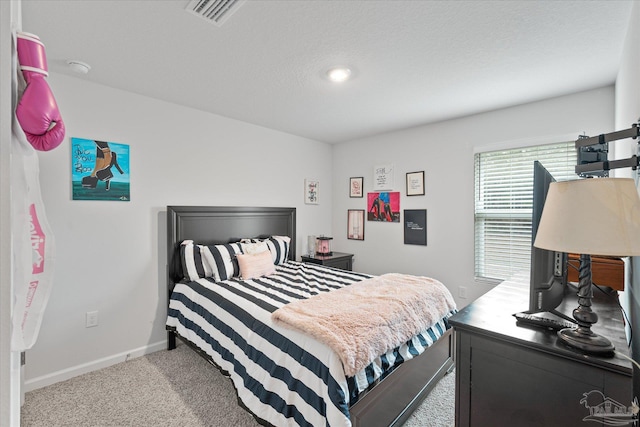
left=25, top=281, right=38, bottom=308
left=29, top=203, right=45, bottom=274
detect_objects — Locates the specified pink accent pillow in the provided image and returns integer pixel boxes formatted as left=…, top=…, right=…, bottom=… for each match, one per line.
left=237, top=250, right=276, bottom=280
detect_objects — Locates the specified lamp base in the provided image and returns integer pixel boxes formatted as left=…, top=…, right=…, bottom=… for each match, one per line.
left=557, top=327, right=615, bottom=355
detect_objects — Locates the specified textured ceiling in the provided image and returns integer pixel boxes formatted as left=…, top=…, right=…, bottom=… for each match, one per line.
left=20, top=0, right=633, bottom=143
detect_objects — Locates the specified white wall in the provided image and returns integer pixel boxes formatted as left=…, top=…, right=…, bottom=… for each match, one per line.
left=614, top=1, right=640, bottom=397
left=332, top=86, right=615, bottom=307
left=25, top=73, right=333, bottom=389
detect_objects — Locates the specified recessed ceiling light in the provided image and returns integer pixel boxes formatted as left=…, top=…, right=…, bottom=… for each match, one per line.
left=326, top=67, right=352, bottom=83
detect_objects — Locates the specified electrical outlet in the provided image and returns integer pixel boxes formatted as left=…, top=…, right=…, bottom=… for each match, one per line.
left=459, top=286, right=468, bottom=299
left=86, top=311, right=99, bottom=328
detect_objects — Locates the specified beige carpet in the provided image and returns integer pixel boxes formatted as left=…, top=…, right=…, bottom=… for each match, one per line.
left=21, top=343, right=454, bottom=426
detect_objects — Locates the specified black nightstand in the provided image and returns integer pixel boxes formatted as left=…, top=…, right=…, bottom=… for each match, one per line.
left=301, top=252, right=354, bottom=271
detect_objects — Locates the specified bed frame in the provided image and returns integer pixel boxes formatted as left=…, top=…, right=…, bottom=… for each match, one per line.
left=166, top=205, right=453, bottom=427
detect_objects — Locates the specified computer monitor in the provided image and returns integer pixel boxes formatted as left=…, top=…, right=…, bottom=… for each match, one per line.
left=529, top=161, right=570, bottom=318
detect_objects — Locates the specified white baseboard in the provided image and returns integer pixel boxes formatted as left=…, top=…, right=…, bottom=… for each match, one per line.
left=24, top=340, right=167, bottom=392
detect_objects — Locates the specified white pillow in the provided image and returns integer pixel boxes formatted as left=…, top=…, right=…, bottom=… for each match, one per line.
left=241, top=241, right=269, bottom=255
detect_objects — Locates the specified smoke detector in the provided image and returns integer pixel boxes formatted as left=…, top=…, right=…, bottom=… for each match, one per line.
left=185, top=0, right=247, bottom=27
left=66, top=60, right=91, bottom=74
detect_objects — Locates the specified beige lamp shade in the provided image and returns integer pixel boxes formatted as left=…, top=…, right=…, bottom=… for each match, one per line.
left=534, top=178, right=640, bottom=256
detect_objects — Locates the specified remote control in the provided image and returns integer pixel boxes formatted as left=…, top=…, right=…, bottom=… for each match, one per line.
left=513, top=312, right=576, bottom=331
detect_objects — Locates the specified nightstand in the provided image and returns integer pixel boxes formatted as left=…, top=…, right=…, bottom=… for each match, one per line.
left=301, top=252, right=354, bottom=271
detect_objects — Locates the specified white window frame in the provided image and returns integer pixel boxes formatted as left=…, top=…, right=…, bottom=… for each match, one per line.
left=474, top=135, right=579, bottom=283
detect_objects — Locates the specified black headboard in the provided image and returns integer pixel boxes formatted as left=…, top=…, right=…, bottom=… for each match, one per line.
left=166, top=206, right=296, bottom=289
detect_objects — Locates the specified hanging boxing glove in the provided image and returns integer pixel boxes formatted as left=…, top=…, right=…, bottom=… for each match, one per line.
left=15, top=32, right=65, bottom=151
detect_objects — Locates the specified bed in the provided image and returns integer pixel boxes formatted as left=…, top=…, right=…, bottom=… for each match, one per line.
left=166, top=206, right=455, bottom=427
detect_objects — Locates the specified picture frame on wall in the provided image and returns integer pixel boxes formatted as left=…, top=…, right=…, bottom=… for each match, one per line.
left=347, top=209, right=365, bottom=240
left=349, top=177, right=363, bottom=198
left=305, top=179, right=319, bottom=204
left=373, top=164, right=394, bottom=191
left=406, top=171, right=425, bottom=196
left=404, top=209, right=427, bottom=245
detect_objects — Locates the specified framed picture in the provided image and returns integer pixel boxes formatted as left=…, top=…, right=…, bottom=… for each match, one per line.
left=350, top=177, right=363, bottom=198
left=406, top=171, right=425, bottom=196
left=347, top=209, right=365, bottom=240
left=367, top=191, right=400, bottom=222
left=304, top=179, right=319, bottom=204
left=404, top=209, right=427, bottom=245
left=373, top=164, right=394, bottom=191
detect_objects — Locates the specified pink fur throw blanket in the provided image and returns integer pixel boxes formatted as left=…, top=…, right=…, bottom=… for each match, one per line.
left=271, top=273, right=456, bottom=377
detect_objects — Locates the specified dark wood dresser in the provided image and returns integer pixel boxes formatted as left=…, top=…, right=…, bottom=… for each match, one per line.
left=449, top=278, right=632, bottom=427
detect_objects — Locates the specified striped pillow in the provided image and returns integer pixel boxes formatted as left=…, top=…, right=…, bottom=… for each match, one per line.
left=180, top=240, right=244, bottom=282
left=203, top=243, right=244, bottom=281
left=240, top=236, right=290, bottom=265
left=264, top=236, right=291, bottom=265
left=180, top=240, right=213, bottom=281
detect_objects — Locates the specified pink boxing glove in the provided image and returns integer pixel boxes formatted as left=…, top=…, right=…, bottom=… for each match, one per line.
left=16, top=32, right=65, bottom=151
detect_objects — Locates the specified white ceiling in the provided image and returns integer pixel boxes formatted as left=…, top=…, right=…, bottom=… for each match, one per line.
left=20, top=0, right=634, bottom=144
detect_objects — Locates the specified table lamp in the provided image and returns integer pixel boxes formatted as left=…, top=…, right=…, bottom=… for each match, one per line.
left=534, top=177, right=640, bottom=354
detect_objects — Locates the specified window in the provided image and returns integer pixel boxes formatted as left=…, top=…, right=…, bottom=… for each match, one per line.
left=474, top=142, right=577, bottom=281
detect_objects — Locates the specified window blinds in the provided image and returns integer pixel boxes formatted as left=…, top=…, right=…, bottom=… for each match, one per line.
left=474, top=142, right=577, bottom=281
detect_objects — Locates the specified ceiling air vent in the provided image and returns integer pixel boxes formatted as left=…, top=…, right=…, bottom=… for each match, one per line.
left=185, top=0, right=247, bottom=27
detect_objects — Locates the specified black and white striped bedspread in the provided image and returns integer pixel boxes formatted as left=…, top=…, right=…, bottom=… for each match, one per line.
left=166, top=261, right=454, bottom=427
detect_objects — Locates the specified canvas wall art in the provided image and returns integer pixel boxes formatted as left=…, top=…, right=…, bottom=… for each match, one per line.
left=72, top=137, right=130, bottom=201
left=367, top=191, right=400, bottom=222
